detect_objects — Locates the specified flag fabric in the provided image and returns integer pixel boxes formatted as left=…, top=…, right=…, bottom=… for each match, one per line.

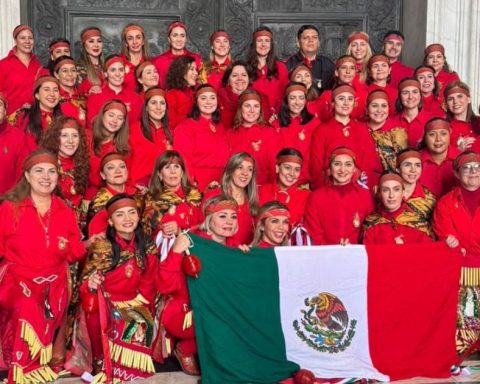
left=187, top=234, right=461, bottom=384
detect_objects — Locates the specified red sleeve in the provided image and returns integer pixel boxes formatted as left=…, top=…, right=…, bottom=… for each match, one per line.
left=64, top=205, right=87, bottom=262
left=156, top=250, right=186, bottom=295
left=173, top=121, right=197, bottom=184
left=139, top=253, right=159, bottom=305
left=309, top=125, right=327, bottom=190
left=88, top=209, right=108, bottom=237
left=303, top=192, right=326, bottom=245
left=433, top=194, right=455, bottom=241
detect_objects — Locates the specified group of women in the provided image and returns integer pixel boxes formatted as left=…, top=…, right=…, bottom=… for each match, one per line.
left=0, top=19, right=480, bottom=383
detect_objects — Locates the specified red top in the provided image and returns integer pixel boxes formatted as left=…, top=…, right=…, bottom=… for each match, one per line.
left=165, top=87, right=195, bottom=131
left=0, top=49, right=42, bottom=114
left=200, top=58, right=231, bottom=90
left=258, top=182, right=310, bottom=226
left=304, top=182, right=374, bottom=245
left=251, top=61, right=289, bottom=115
left=256, top=240, right=275, bottom=248
left=0, top=122, right=25, bottom=194
left=78, top=64, right=105, bottom=97
left=153, top=48, right=202, bottom=89
left=419, top=147, right=459, bottom=198
left=436, top=70, right=460, bottom=98
left=422, top=94, right=445, bottom=118
left=275, top=116, right=321, bottom=183
left=128, top=120, right=172, bottom=186
left=391, top=109, right=434, bottom=148
left=366, top=83, right=398, bottom=116
left=120, top=54, right=143, bottom=92
left=59, top=87, right=86, bottom=126
left=309, top=117, right=378, bottom=190
left=449, top=119, right=476, bottom=150
left=434, top=186, right=480, bottom=265
left=86, top=84, right=143, bottom=128
left=228, top=123, right=281, bottom=186
left=57, top=155, right=83, bottom=209
left=174, top=116, right=230, bottom=191
left=389, top=60, right=414, bottom=89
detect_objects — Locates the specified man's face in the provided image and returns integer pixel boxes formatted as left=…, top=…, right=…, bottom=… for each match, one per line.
left=383, top=38, right=403, bottom=61
left=298, top=28, right=320, bottom=56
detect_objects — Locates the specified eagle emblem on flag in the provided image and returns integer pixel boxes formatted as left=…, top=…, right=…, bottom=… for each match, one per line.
left=293, top=292, right=356, bottom=353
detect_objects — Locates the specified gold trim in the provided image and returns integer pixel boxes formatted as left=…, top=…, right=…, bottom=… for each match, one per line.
left=108, top=341, right=155, bottom=373
left=111, top=293, right=150, bottom=309
left=19, top=321, right=52, bottom=364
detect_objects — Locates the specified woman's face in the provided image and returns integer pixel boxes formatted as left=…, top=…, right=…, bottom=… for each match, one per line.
left=109, top=206, right=139, bottom=239
left=293, top=69, right=312, bottom=90
left=350, top=39, right=368, bottom=61
left=58, top=127, right=80, bottom=158
left=241, top=99, right=261, bottom=125
left=36, top=81, right=60, bottom=112
left=367, top=98, right=389, bottom=125
left=183, top=62, right=198, bottom=87
left=370, top=61, right=390, bottom=82
left=15, top=29, right=34, bottom=55
left=416, top=71, right=435, bottom=94
left=101, top=159, right=128, bottom=186
left=212, top=36, right=230, bottom=58
left=209, top=209, right=238, bottom=240
left=105, top=62, right=125, bottom=87
left=125, top=29, right=144, bottom=54
left=231, top=159, right=253, bottom=189
left=446, top=92, right=471, bottom=118
left=335, top=62, right=356, bottom=84
left=84, top=36, right=103, bottom=58
left=168, top=26, right=187, bottom=52
left=287, top=90, right=306, bottom=117
left=330, top=154, right=355, bottom=185
left=138, top=64, right=159, bottom=89
left=380, top=180, right=404, bottom=212
left=228, top=65, right=249, bottom=94
left=255, top=35, right=271, bottom=58
left=261, top=215, right=290, bottom=245
left=333, top=92, right=355, bottom=117
left=102, top=108, right=126, bottom=135
left=55, top=63, right=78, bottom=88
left=425, top=129, right=450, bottom=155
left=197, top=91, right=217, bottom=117
left=146, top=95, right=167, bottom=123
left=425, top=51, right=445, bottom=73
left=276, top=161, right=301, bottom=189
left=26, top=162, right=58, bottom=197
left=457, top=162, right=480, bottom=191
left=159, top=161, right=183, bottom=190
left=399, top=86, right=421, bottom=110
left=399, top=157, right=422, bottom=185
left=50, top=45, right=71, bottom=60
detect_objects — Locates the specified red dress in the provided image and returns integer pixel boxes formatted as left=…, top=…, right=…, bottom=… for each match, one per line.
left=391, top=109, right=434, bottom=148
left=86, top=84, right=143, bottom=128
left=251, top=61, right=289, bottom=115
left=165, top=87, right=195, bottom=131
left=0, top=48, right=42, bottom=114
left=258, top=182, right=310, bottom=226
left=0, top=196, right=85, bottom=380
left=174, top=116, right=230, bottom=191
left=419, top=147, right=459, bottom=198
left=389, top=60, right=414, bottom=89
left=228, top=124, right=281, bottom=186
left=304, top=182, right=374, bottom=245
left=153, top=49, right=202, bottom=89
left=128, top=120, right=172, bottom=186
left=0, top=121, right=25, bottom=194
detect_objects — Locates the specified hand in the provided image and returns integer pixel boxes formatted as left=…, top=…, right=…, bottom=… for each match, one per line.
left=162, top=221, right=179, bottom=238
left=238, top=244, right=251, bottom=253
left=339, top=238, right=350, bottom=246
left=135, top=184, right=148, bottom=196
left=458, top=136, right=476, bottom=151
left=445, top=234, right=460, bottom=249
left=268, top=113, right=278, bottom=125
left=172, top=233, right=191, bottom=253
left=85, top=233, right=105, bottom=249
left=89, top=85, right=102, bottom=94
left=88, top=271, right=104, bottom=291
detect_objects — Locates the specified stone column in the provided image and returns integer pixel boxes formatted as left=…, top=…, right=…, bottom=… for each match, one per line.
left=427, top=0, right=480, bottom=108
left=0, top=0, right=21, bottom=57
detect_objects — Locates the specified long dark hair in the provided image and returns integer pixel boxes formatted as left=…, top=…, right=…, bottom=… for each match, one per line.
left=27, top=83, right=62, bottom=143
left=105, top=193, right=148, bottom=272
left=141, top=87, right=172, bottom=143
left=278, top=82, right=313, bottom=127
left=246, top=26, right=279, bottom=81
left=188, top=84, right=221, bottom=123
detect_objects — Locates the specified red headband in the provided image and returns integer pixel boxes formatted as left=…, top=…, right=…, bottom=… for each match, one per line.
left=445, top=85, right=470, bottom=98
left=396, top=150, right=422, bottom=167
left=135, top=61, right=154, bottom=79
left=383, top=33, right=404, bottom=44
left=335, top=56, right=356, bottom=69
left=103, top=101, right=127, bottom=116
left=81, top=28, right=101, bottom=44
left=425, top=119, right=450, bottom=133
left=34, top=76, right=59, bottom=90
left=253, top=30, right=272, bottom=40
left=210, top=31, right=230, bottom=45
left=348, top=32, right=369, bottom=45
left=455, top=152, right=480, bottom=171
left=398, top=79, right=421, bottom=92
left=289, top=64, right=311, bottom=80
left=145, top=87, right=166, bottom=101
left=329, top=147, right=356, bottom=164
left=168, top=21, right=187, bottom=35
left=415, top=65, right=435, bottom=76
left=24, top=152, right=57, bottom=171
left=62, top=119, right=79, bottom=130
left=100, top=153, right=126, bottom=169
left=258, top=208, right=290, bottom=223
left=54, top=58, right=76, bottom=73
left=239, top=92, right=261, bottom=105
left=205, top=199, right=239, bottom=215
left=367, top=89, right=389, bottom=104
left=13, top=24, right=33, bottom=39
left=196, top=86, right=216, bottom=98
left=332, top=84, right=355, bottom=99
left=107, top=197, right=137, bottom=217
left=286, top=83, right=306, bottom=95
left=123, top=24, right=144, bottom=37
left=277, top=154, right=303, bottom=165
left=104, top=56, right=124, bottom=71
left=425, top=43, right=445, bottom=56
left=379, top=173, right=404, bottom=187
left=48, top=41, right=70, bottom=53
left=368, top=54, right=390, bottom=68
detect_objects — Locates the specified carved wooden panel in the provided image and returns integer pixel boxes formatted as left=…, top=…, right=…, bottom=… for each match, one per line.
left=27, top=0, right=400, bottom=64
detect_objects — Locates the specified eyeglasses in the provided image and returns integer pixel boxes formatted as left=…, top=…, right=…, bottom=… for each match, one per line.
left=460, top=163, right=480, bottom=173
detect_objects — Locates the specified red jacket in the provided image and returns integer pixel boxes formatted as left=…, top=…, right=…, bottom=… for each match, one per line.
left=174, top=116, right=230, bottom=191
left=0, top=49, right=42, bottom=114
left=153, top=49, right=202, bottom=89
left=165, top=87, right=195, bottom=131
left=251, top=61, right=289, bottom=115
left=420, top=147, right=459, bottom=198
left=422, top=94, right=445, bottom=118
left=391, top=109, right=434, bottom=148
left=389, top=60, right=414, bottom=89
left=0, top=122, right=25, bottom=194
left=304, top=182, right=374, bottom=245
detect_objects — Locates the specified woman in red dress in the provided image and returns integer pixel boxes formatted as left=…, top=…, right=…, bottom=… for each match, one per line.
left=174, top=85, right=230, bottom=191
left=135, top=61, right=159, bottom=96
left=251, top=201, right=290, bottom=248
left=423, top=43, right=460, bottom=98
left=365, top=54, right=397, bottom=114
left=246, top=26, right=288, bottom=116
left=129, top=87, right=172, bottom=187
left=86, top=99, right=130, bottom=200
left=198, top=30, right=232, bottom=90
left=157, top=195, right=240, bottom=374
left=52, top=56, right=86, bottom=126
left=203, top=152, right=259, bottom=245
left=0, top=150, right=98, bottom=383
left=120, top=23, right=150, bottom=92
left=77, top=27, right=104, bottom=97
left=362, top=172, right=434, bottom=244
left=414, top=64, right=445, bottom=117
left=305, top=147, right=374, bottom=245
left=142, top=150, right=202, bottom=257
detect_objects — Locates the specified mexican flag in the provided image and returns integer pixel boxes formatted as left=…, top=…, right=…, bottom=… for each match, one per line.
left=187, top=234, right=461, bottom=384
